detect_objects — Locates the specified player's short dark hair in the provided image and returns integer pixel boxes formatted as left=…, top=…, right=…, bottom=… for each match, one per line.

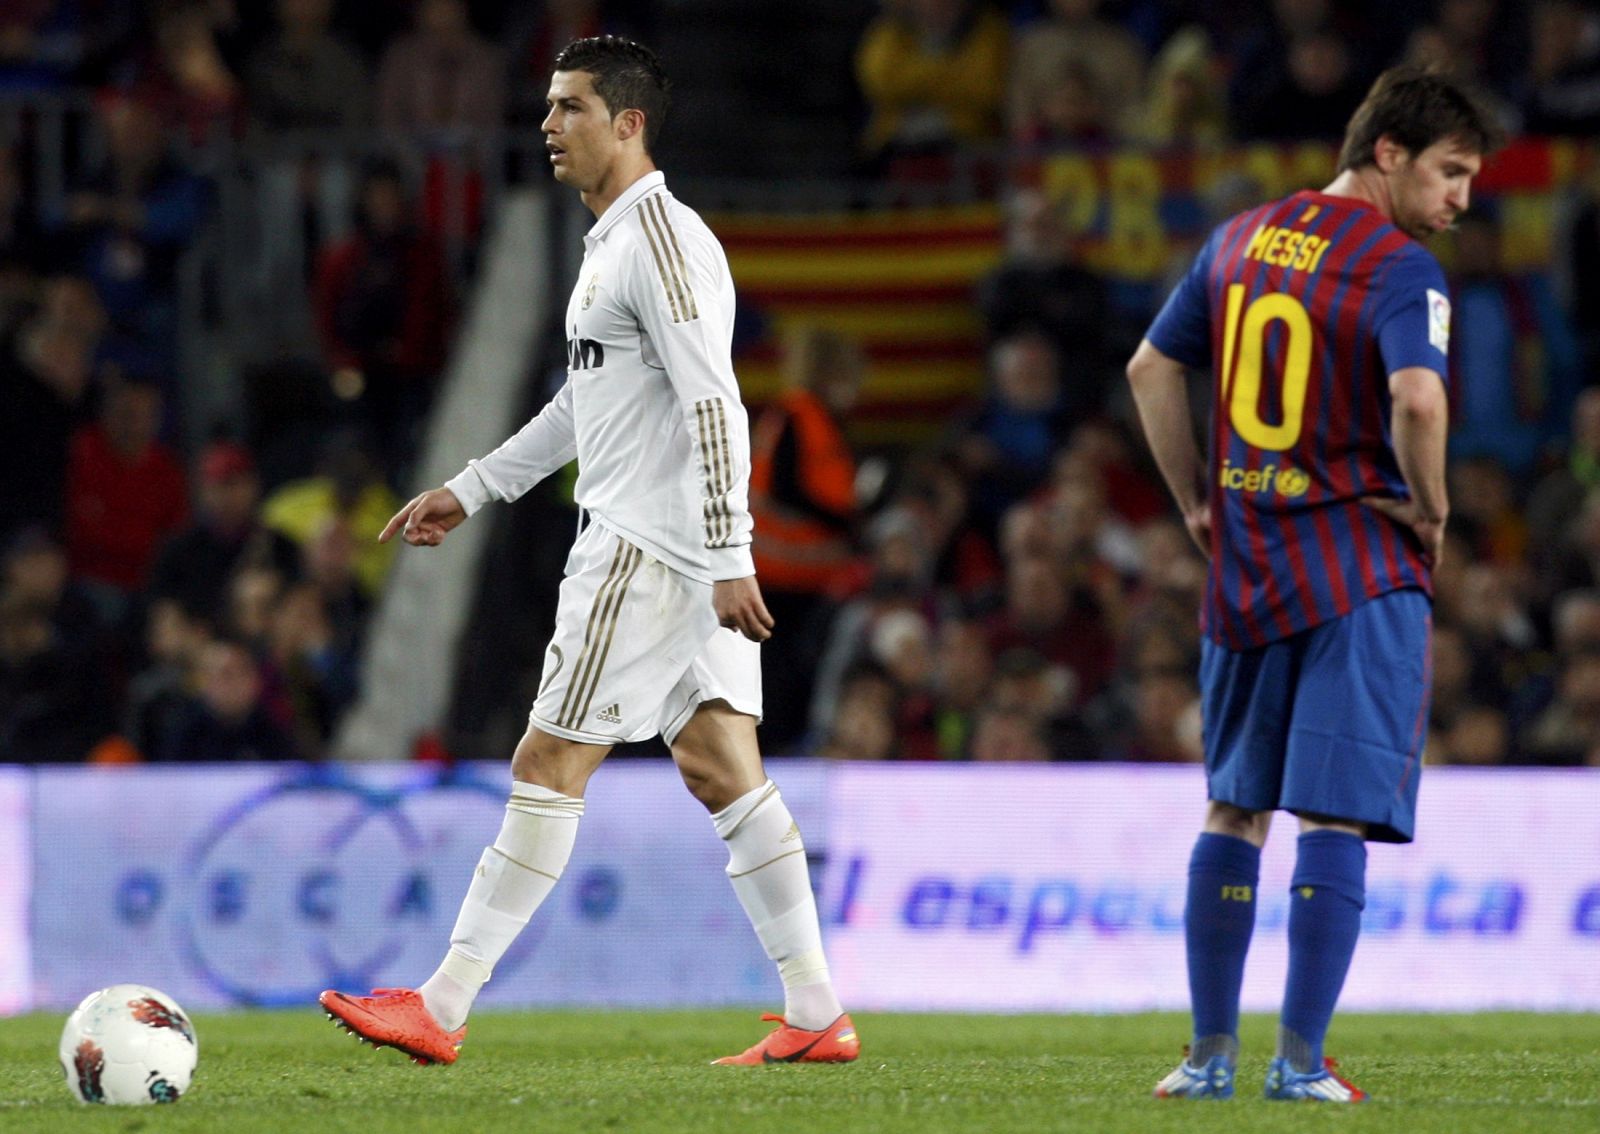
left=1337, top=66, right=1504, bottom=172
left=553, top=36, right=672, bottom=151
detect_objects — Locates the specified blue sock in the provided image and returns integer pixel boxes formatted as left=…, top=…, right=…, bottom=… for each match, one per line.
left=1279, top=830, right=1367, bottom=1073
left=1185, top=832, right=1261, bottom=1063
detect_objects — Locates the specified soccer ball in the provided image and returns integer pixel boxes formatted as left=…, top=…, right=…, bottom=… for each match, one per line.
left=58, top=984, right=198, bottom=1105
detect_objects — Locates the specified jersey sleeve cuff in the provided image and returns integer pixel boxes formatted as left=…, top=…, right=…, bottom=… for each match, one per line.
left=444, top=464, right=495, bottom=517
left=708, top=544, right=756, bottom=581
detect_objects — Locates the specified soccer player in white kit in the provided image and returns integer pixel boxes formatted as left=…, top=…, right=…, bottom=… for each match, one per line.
left=320, top=36, right=857, bottom=1068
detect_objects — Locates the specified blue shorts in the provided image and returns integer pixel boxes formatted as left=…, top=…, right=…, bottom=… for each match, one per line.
left=1199, top=588, right=1431, bottom=843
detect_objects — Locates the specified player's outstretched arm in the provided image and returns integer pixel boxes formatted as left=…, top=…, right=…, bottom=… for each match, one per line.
left=713, top=575, right=774, bottom=642
left=379, top=488, right=468, bottom=548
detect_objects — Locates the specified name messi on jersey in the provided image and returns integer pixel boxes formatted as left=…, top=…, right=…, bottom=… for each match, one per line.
left=1243, top=225, right=1332, bottom=273
left=567, top=336, right=605, bottom=371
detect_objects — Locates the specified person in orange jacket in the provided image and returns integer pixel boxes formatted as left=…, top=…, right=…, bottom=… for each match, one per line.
left=750, top=327, right=864, bottom=749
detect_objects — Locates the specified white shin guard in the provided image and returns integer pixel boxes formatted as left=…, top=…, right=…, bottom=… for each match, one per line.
left=713, top=780, right=842, bottom=1030
left=421, top=781, right=583, bottom=1030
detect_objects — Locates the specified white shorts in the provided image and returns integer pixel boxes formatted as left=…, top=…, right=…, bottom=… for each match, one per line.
left=531, top=521, right=762, bottom=746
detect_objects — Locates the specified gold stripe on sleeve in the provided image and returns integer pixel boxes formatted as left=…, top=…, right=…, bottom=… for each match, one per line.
left=636, top=206, right=684, bottom=323
left=639, top=199, right=693, bottom=324
left=646, top=195, right=699, bottom=321
left=695, top=399, right=727, bottom=545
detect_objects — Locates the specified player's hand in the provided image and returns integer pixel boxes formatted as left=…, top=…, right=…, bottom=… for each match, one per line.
left=1182, top=502, right=1212, bottom=561
left=713, top=575, right=775, bottom=642
left=379, top=488, right=467, bottom=547
left=1361, top=496, right=1446, bottom=566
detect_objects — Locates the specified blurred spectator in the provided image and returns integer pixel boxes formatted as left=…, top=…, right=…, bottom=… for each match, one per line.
left=0, top=530, right=115, bottom=761
left=1120, top=517, right=1207, bottom=637
left=1055, top=420, right=1169, bottom=528
left=814, top=662, right=898, bottom=761
left=156, top=636, right=298, bottom=761
left=268, top=577, right=359, bottom=757
left=978, top=189, right=1111, bottom=387
left=956, top=332, right=1075, bottom=529
left=1401, top=0, right=1527, bottom=104
left=1233, top=27, right=1368, bottom=140
left=1523, top=0, right=1600, bottom=135
left=147, top=440, right=300, bottom=623
left=1538, top=486, right=1600, bottom=604
left=312, top=158, right=451, bottom=472
left=51, top=96, right=207, bottom=371
left=898, top=456, right=1005, bottom=606
left=1451, top=562, right=1539, bottom=705
left=299, top=514, right=369, bottom=656
left=1519, top=646, right=1600, bottom=765
left=1014, top=61, right=1113, bottom=146
left=1430, top=621, right=1501, bottom=732
left=227, top=562, right=284, bottom=646
left=855, top=0, right=1009, bottom=169
left=1227, top=0, right=1352, bottom=113
left=261, top=437, right=399, bottom=600
left=809, top=567, right=930, bottom=741
left=128, top=0, right=243, bottom=142
left=1448, top=456, right=1529, bottom=569
left=750, top=327, right=864, bottom=751
left=1506, top=587, right=1600, bottom=735
left=125, top=595, right=213, bottom=759
left=245, top=0, right=372, bottom=296
left=376, top=0, right=504, bottom=135
left=506, top=0, right=603, bottom=129
left=968, top=707, right=1051, bottom=761
left=1010, top=0, right=1147, bottom=141
left=64, top=376, right=188, bottom=600
left=0, top=0, right=83, bottom=93
left=1448, top=209, right=1580, bottom=476
left=1436, top=705, right=1514, bottom=765
left=869, top=607, right=940, bottom=760
left=1133, top=25, right=1229, bottom=146
left=0, top=274, right=103, bottom=541
left=1099, top=664, right=1202, bottom=763
left=246, top=0, right=370, bottom=135
left=984, top=551, right=1115, bottom=709
left=930, top=616, right=992, bottom=759
left=987, top=645, right=1094, bottom=758
left=1528, top=388, right=1600, bottom=562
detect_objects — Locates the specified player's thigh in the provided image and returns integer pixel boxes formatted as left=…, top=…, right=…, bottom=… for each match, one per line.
left=532, top=524, right=717, bottom=745
left=655, top=627, right=763, bottom=747
left=1283, top=588, right=1431, bottom=843
left=1200, top=635, right=1295, bottom=813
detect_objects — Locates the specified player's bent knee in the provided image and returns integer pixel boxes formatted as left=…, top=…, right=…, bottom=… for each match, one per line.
left=509, top=726, right=610, bottom=796
left=1294, top=811, right=1367, bottom=838
left=1204, top=801, right=1272, bottom=846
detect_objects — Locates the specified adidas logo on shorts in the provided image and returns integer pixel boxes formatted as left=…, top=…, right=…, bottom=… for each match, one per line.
left=595, top=703, right=622, bottom=725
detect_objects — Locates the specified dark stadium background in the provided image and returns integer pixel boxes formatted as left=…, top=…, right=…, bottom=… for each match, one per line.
left=0, top=0, right=1595, bottom=775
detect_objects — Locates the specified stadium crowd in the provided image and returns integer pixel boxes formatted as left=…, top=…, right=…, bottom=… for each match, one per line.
left=0, top=0, right=1598, bottom=769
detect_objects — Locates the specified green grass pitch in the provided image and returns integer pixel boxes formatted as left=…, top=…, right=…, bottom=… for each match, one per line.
left=1, top=1010, right=1596, bottom=1133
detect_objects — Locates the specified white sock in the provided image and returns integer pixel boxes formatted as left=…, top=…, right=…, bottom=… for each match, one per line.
left=713, top=780, right=843, bottom=1031
left=419, top=781, right=583, bottom=1030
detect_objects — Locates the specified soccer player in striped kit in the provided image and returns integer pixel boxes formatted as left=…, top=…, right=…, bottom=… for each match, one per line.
left=321, top=37, right=856, bottom=1068
left=1127, top=68, right=1499, bottom=1101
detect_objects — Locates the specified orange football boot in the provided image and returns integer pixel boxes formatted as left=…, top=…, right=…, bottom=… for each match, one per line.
left=320, top=987, right=466, bottom=1066
left=714, top=1012, right=860, bottom=1065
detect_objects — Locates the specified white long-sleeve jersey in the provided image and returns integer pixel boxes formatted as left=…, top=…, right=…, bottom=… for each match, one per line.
left=444, top=171, right=755, bottom=583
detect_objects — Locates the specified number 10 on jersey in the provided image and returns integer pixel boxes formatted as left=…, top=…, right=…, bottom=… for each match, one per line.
left=1220, top=284, right=1312, bottom=452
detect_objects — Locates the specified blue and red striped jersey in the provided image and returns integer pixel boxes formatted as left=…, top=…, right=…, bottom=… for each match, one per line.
left=1146, top=189, right=1451, bottom=650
